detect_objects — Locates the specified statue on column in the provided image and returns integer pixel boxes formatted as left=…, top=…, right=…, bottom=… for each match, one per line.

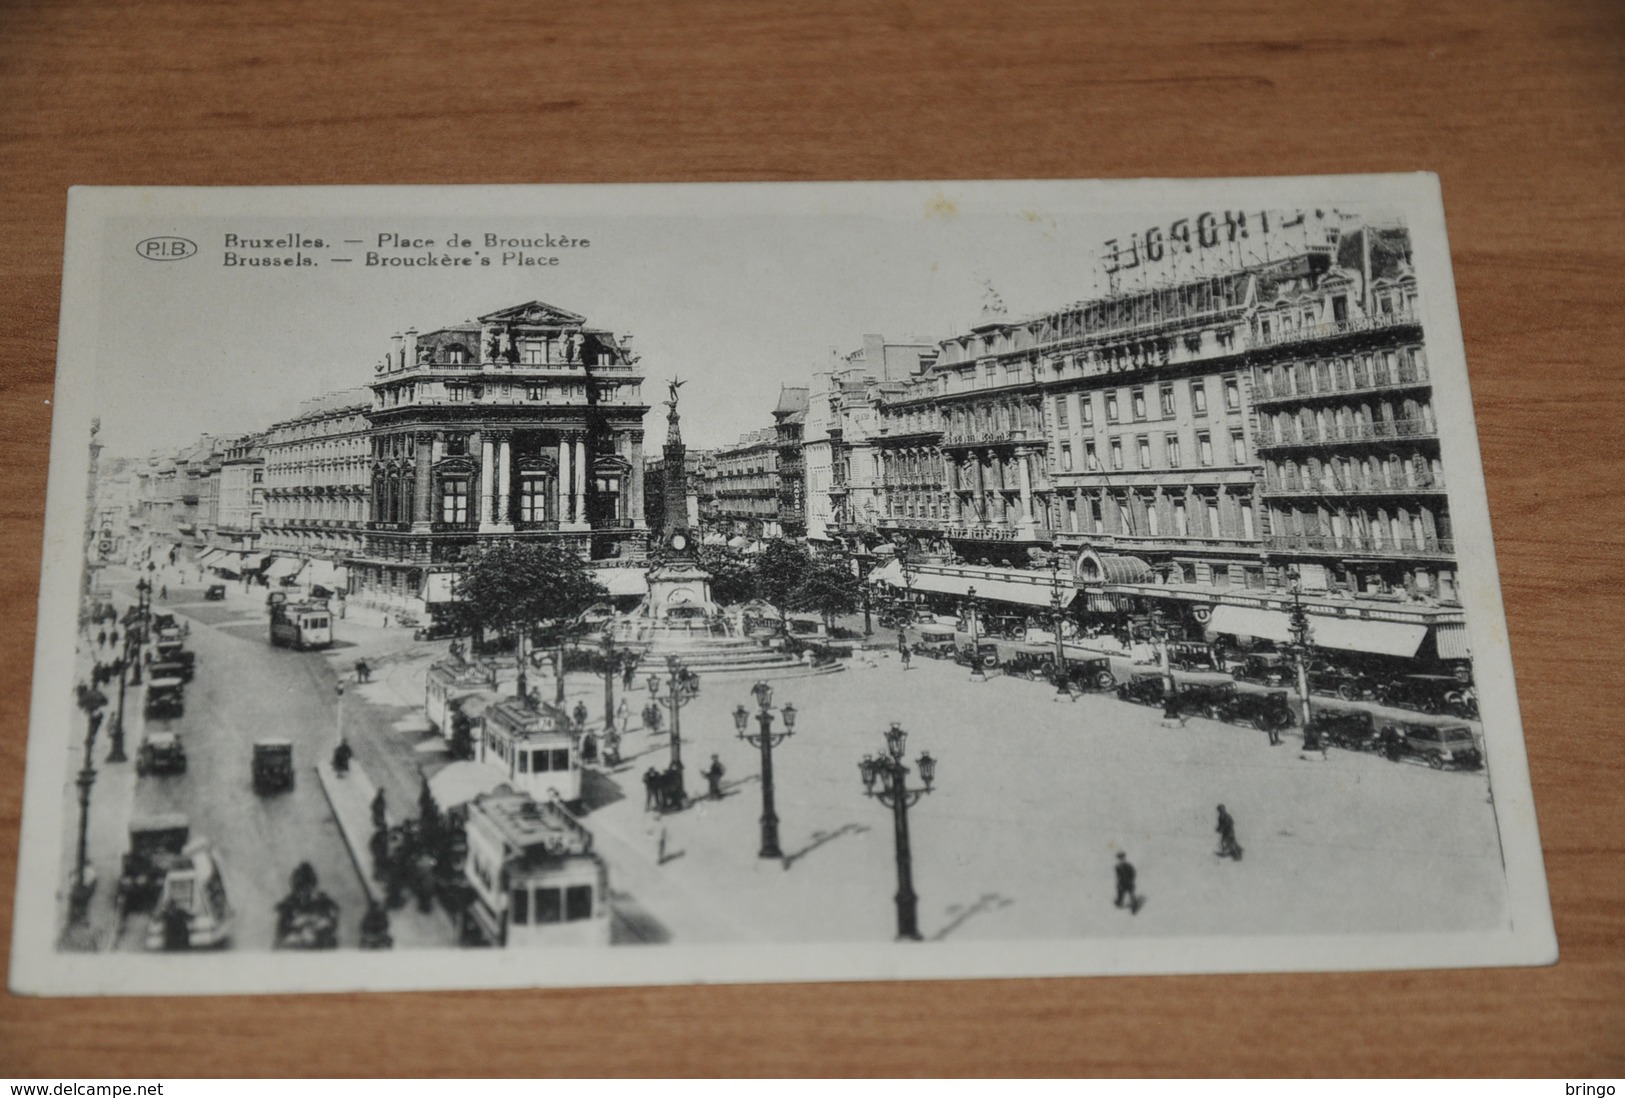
left=665, top=376, right=686, bottom=413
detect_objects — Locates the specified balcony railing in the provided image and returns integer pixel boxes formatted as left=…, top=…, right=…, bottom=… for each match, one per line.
left=1251, top=309, right=1419, bottom=350
left=1253, top=365, right=1430, bottom=404
left=368, top=520, right=412, bottom=532
left=1261, top=474, right=1447, bottom=496
left=1255, top=418, right=1437, bottom=449
left=1265, top=533, right=1456, bottom=559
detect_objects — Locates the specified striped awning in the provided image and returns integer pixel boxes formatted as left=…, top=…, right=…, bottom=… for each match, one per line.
left=1433, top=622, right=1471, bottom=660
left=264, top=556, right=305, bottom=580
left=1208, top=604, right=1427, bottom=658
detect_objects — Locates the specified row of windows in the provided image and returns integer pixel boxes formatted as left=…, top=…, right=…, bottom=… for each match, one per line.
left=1053, top=375, right=1242, bottom=430
left=1053, top=489, right=1258, bottom=541
left=1055, top=428, right=1246, bottom=473
left=510, top=883, right=594, bottom=926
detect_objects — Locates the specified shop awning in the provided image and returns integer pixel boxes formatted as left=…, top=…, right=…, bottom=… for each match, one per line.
left=305, top=559, right=348, bottom=590
left=265, top=556, right=305, bottom=580
left=421, top=572, right=460, bottom=604
left=1433, top=622, right=1472, bottom=660
left=901, top=567, right=1076, bottom=609
left=196, top=549, right=223, bottom=566
left=1208, top=604, right=1427, bottom=657
left=1078, top=551, right=1155, bottom=585
left=867, top=560, right=904, bottom=587
left=593, top=569, right=649, bottom=598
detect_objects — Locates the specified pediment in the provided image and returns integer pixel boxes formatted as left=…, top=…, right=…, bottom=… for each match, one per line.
left=478, top=301, right=587, bottom=328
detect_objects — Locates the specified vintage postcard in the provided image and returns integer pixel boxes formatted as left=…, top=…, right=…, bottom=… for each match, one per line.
left=11, top=176, right=1556, bottom=996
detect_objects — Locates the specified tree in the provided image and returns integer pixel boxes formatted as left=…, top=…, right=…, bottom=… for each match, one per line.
left=789, top=552, right=862, bottom=629
left=755, top=539, right=810, bottom=623
left=451, top=541, right=607, bottom=638
left=449, top=542, right=607, bottom=696
left=697, top=545, right=757, bottom=607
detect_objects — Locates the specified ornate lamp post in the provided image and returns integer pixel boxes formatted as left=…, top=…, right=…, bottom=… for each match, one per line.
left=964, top=585, right=985, bottom=682
left=598, top=631, right=622, bottom=732
left=1285, top=569, right=1315, bottom=738
left=69, top=682, right=109, bottom=923
left=891, top=534, right=916, bottom=648
left=731, top=681, right=798, bottom=859
left=858, top=722, right=937, bottom=941
left=129, top=568, right=154, bottom=686
left=648, top=655, right=700, bottom=799
left=1049, top=554, right=1071, bottom=699
left=1150, top=606, right=1180, bottom=721
left=106, top=642, right=130, bottom=763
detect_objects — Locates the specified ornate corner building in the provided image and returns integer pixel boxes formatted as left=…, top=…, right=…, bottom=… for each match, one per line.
left=351, top=300, right=650, bottom=602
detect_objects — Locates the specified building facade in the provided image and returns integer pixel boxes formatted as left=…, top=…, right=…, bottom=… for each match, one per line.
left=354, top=301, right=649, bottom=605
left=709, top=428, right=780, bottom=537
left=214, top=433, right=266, bottom=553
left=259, top=390, right=373, bottom=568
left=772, top=386, right=809, bottom=538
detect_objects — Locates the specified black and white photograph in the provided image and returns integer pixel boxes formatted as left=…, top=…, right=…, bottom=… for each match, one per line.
left=11, top=175, right=1556, bottom=996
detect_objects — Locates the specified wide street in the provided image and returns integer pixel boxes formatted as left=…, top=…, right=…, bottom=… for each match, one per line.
left=98, top=569, right=370, bottom=951
left=61, top=570, right=1507, bottom=953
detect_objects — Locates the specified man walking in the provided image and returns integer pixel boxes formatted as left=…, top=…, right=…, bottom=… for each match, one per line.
left=1215, top=804, right=1243, bottom=861
left=1114, top=852, right=1139, bottom=913
left=900, top=643, right=912, bottom=671
left=703, top=754, right=726, bottom=800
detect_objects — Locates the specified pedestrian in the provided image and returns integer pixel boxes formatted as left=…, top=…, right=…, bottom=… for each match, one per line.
left=1215, top=804, right=1243, bottom=861
left=581, top=731, right=598, bottom=765
left=572, top=700, right=589, bottom=729
left=159, top=584, right=167, bottom=600
left=900, top=644, right=912, bottom=671
left=622, top=661, right=636, bottom=691
left=371, top=787, right=388, bottom=829
left=332, top=739, right=353, bottom=776
left=382, top=613, right=389, bottom=629
left=703, top=754, right=726, bottom=799
left=643, top=767, right=661, bottom=811
left=368, top=827, right=390, bottom=880
left=1266, top=717, right=1282, bottom=747
left=603, top=729, right=622, bottom=767
left=354, top=658, right=371, bottom=683
left=616, top=698, right=630, bottom=733
left=1114, top=852, right=1139, bottom=912
left=97, top=628, right=107, bottom=649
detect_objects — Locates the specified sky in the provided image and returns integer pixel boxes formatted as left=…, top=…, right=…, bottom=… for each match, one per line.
left=79, top=184, right=1374, bottom=457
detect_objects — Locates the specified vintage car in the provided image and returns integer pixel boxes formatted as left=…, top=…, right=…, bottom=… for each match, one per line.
left=1382, top=721, right=1484, bottom=770
left=135, top=731, right=187, bottom=776
left=1209, top=688, right=1297, bottom=731
left=115, top=814, right=193, bottom=916
left=143, top=837, right=233, bottom=950
left=150, top=645, right=195, bottom=683
left=1378, top=674, right=1467, bottom=715
left=1165, top=642, right=1222, bottom=673
left=911, top=627, right=958, bottom=659
left=204, top=584, right=227, bottom=601
left=151, top=612, right=178, bottom=632
left=1309, top=707, right=1382, bottom=752
left=1231, top=653, right=1293, bottom=688
left=1117, top=672, right=1170, bottom=707
left=1055, top=655, right=1117, bottom=692
left=1001, top=649, right=1055, bottom=680
left=953, top=640, right=1001, bottom=670
left=143, top=677, right=186, bottom=720
left=252, top=739, right=295, bottom=794
left=1308, top=663, right=1383, bottom=701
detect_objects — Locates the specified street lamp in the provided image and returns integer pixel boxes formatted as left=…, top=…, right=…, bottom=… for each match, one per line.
left=1150, top=606, right=1180, bottom=721
left=1049, top=553, right=1071, bottom=699
left=598, top=631, right=623, bottom=732
left=106, top=643, right=130, bottom=763
left=857, top=722, right=937, bottom=941
left=731, top=681, right=799, bottom=859
left=964, top=585, right=985, bottom=682
left=648, top=655, right=700, bottom=801
left=69, top=682, right=109, bottom=923
left=129, top=569, right=154, bottom=685
left=1285, top=569, right=1315, bottom=738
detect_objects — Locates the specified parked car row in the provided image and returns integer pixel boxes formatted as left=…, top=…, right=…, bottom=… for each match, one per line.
left=1305, top=708, right=1483, bottom=769
left=1226, top=651, right=1478, bottom=718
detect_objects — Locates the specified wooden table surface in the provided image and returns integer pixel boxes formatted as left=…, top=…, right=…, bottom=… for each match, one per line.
left=2, top=0, right=1621, bottom=1078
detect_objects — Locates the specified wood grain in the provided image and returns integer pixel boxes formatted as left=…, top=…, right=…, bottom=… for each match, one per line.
left=1, top=0, right=1621, bottom=1077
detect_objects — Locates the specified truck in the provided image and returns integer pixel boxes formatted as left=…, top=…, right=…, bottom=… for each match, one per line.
left=269, top=598, right=333, bottom=650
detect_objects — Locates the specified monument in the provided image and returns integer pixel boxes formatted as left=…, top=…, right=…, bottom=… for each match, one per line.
left=645, top=378, right=714, bottom=621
